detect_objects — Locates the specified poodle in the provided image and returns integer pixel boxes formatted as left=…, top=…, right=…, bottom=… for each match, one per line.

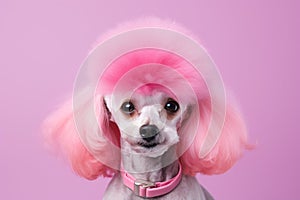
left=43, top=18, right=248, bottom=199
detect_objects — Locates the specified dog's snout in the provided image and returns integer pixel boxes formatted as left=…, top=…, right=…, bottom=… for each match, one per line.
left=139, top=125, right=159, bottom=142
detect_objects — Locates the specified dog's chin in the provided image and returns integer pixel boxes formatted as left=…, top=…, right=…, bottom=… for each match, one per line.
left=135, top=144, right=169, bottom=157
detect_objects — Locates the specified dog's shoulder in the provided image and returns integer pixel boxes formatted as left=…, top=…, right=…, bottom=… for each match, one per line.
left=166, top=175, right=214, bottom=200
left=103, top=173, right=131, bottom=199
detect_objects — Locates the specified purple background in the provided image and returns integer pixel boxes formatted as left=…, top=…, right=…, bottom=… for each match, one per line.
left=1, top=0, right=299, bottom=199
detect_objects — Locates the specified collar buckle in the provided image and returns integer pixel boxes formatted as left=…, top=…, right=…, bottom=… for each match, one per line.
left=134, top=179, right=156, bottom=197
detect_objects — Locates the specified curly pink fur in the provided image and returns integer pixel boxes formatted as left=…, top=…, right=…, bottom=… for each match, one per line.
left=43, top=17, right=248, bottom=180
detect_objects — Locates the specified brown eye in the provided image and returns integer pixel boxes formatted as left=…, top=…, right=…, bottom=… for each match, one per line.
left=164, top=100, right=179, bottom=113
left=121, top=101, right=135, bottom=114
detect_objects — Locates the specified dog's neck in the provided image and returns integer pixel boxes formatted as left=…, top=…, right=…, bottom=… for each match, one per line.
left=121, top=145, right=179, bottom=183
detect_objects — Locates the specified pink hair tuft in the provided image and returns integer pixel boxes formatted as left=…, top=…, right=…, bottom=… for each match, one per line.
left=43, top=90, right=120, bottom=179
left=180, top=102, right=249, bottom=175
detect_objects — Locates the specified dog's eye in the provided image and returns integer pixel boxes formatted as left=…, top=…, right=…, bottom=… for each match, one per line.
left=121, top=101, right=135, bottom=114
left=164, top=100, right=179, bottom=113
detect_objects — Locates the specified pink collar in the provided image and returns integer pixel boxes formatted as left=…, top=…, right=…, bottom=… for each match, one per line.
left=121, top=163, right=182, bottom=198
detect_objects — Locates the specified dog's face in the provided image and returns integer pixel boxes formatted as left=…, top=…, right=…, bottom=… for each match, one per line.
left=105, top=88, right=189, bottom=157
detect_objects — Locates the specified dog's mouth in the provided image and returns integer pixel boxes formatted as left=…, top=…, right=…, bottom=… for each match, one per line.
left=137, top=141, right=159, bottom=148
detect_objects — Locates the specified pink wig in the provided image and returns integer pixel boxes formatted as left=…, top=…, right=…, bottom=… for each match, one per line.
left=43, top=17, right=248, bottom=180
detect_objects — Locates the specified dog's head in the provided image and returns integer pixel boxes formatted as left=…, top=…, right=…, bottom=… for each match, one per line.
left=104, top=84, right=190, bottom=158
left=43, top=18, right=248, bottom=180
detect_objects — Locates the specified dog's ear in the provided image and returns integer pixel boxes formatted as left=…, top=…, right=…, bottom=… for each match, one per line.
left=179, top=98, right=249, bottom=176
left=103, top=95, right=115, bottom=122
left=43, top=88, right=120, bottom=180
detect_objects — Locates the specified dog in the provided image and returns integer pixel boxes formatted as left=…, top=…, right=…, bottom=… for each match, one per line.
left=43, top=18, right=248, bottom=199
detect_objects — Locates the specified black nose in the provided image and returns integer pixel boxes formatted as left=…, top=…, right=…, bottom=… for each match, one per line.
left=139, top=125, right=159, bottom=142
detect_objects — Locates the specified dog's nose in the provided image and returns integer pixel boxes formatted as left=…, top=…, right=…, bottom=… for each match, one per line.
left=139, top=125, right=159, bottom=142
